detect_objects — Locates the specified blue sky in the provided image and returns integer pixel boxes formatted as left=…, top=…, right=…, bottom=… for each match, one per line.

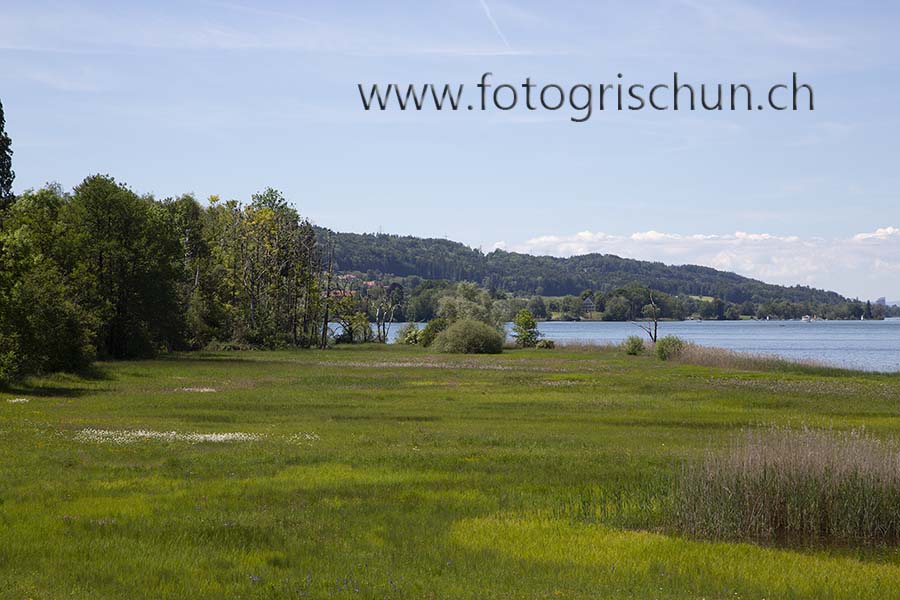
left=2, top=0, right=899, bottom=299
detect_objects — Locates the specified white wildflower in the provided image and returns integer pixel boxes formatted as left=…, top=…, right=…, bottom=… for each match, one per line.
left=7, top=398, right=29, bottom=404
left=74, top=428, right=263, bottom=444
left=286, top=432, right=320, bottom=445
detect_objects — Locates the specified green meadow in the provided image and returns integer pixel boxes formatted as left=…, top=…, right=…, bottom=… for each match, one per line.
left=2, top=345, right=900, bottom=599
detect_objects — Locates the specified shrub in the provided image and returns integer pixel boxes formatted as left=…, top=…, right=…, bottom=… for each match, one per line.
left=394, top=322, right=421, bottom=345
left=418, top=318, right=448, bottom=347
left=655, top=336, right=685, bottom=361
left=671, top=427, right=900, bottom=545
left=0, top=258, right=96, bottom=383
left=432, top=319, right=504, bottom=354
left=622, top=335, right=644, bottom=355
left=536, top=339, right=555, bottom=349
left=335, top=312, right=374, bottom=344
left=512, top=309, right=541, bottom=348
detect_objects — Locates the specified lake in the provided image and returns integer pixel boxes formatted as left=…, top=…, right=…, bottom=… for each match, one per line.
left=385, top=319, right=900, bottom=372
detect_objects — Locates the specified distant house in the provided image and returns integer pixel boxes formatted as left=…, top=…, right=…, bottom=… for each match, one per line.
left=581, top=298, right=596, bottom=314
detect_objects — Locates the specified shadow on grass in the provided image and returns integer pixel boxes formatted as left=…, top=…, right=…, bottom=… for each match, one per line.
left=0, top=364, right=111, bottom=398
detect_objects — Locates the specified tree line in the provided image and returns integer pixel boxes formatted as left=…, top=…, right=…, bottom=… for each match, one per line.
left=0, top=175, right=337, bottom=382
left=318, top=229, right=854, bottom=306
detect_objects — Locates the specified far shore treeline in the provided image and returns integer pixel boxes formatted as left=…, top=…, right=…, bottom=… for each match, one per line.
left=2, top=175, right=896, bottom=384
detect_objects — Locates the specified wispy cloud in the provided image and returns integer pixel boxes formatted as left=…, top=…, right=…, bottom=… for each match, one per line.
left=500, top=227, right=900, bottom=299
left=678, top=0, right=843, bottom=51
left=0, top=1, right=532, bottom=57
left=478, top=0, right=512, bottom=50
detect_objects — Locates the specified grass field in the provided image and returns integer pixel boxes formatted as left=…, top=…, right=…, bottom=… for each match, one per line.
left=2, top=345, right=900, bottom=599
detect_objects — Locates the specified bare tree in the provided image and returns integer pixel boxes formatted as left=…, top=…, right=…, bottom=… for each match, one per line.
left=633, top=290, right=659, bottom=343
left=372, top=283, right=404, bottom=343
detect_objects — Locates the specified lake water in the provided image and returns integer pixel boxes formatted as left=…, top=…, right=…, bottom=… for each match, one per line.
left=386, top=319, right=900, bottom=372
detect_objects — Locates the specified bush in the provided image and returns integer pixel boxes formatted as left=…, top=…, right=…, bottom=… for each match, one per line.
left=335, top=312, right=374, bottom=344
left=536, top=339, right=555, bottom=349
left=512, top=309, right=541, bottom=348
left=418, top=318, right=448, bottom=347
left=655, top=335, right=686, bottom=361
left=0, top=258, right=96, bottom=383
left=394, top=322, right=422, bottom=345
left=432, top=319, right=504, bottom=354
left=671, top=427, right=900, bottom=545
left=622, top=335, right=644, bottom=355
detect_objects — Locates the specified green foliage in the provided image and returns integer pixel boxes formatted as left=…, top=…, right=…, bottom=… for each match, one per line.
left=436, top=282, right=498, bottom=326
left=0, top=176, right=326, bottom=380
left=527, top=295, right=547, bottom=319
left=0, top=98, right=14, bottom=210
left=535, top=339, right=555, bottom=349
left=655, top=336, right=686, bottom=361
left=58, top=175, right=184, bottom=358
left=432, top=319, right=504, bottom=354
left=0, top=256, right=95, bottom=383
left=512, top=309, right=541, bottom=348
left=395, top=322, right=422, bottom=345
left=623, top=335, right=645, bottom=355
left=418, top=318, right=448, bottom=347
left=335, top=312, right=373, bottom=344
left=318, top=227, right=851, bottom=307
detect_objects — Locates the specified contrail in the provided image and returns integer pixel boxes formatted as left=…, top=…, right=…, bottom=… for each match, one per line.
left=478, top=0, right=511, bottom=50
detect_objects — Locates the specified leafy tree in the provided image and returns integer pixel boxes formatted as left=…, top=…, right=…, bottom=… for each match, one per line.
left=527, top=295, right=547, bottom=319
left=0, top=98, right=14, bottom=212
left=0, top=188, right=95, bottom=381
left=512, top=309, right=541, bottom=348
left=602, top=296, right=630, bottom=321
left=61, top=175, right=183, bottom=358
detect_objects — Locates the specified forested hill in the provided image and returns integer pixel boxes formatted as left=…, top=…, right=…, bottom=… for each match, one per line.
left=317, top=228, right=850, bottom=305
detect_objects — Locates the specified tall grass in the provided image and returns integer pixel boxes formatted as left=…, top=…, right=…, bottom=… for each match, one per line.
left=675, top=343, right=836, bottom=373
left=672, top=427, right=900, bottom=545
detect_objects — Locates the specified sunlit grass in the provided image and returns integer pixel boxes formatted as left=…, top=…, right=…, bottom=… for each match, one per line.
left=1, top=345, right=899, bottom=598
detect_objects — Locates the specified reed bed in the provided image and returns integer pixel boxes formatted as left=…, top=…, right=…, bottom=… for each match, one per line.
left=675, top=343, right=835, bottom=372
left=672, top=427, right=900, bottom=545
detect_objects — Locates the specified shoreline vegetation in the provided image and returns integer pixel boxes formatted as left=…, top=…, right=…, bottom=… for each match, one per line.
left=2, top=175, right=898, bottom=385
left=2, top=343, right=899, bottom=598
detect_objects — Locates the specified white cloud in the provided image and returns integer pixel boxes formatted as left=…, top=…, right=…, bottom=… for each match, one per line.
left=853, top=227, right=900, bottom=241
left=506, top=227, right=900, bottom=299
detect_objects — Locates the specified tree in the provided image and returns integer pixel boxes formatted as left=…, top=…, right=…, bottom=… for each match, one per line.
left=61, top=175, right=183, bottom=358
left=371, top=283, right=404, bottom=343
left=527, top=296, right=547, bottom=319
left=602, top=296, right=629, bottom=321
left=512, top=309, right=541, bottom=348
left=634, top=290, right=660, bottom=343
left=0, top=187, right=95, bottom=382
left=0, top=99, right=14, bottom=212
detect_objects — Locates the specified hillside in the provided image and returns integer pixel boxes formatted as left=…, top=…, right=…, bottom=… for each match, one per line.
left=316, top=229, right=849, bottom=305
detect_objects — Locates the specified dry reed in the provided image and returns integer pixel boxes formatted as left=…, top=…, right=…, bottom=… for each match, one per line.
left=671, top=427, right=900, bottom=545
